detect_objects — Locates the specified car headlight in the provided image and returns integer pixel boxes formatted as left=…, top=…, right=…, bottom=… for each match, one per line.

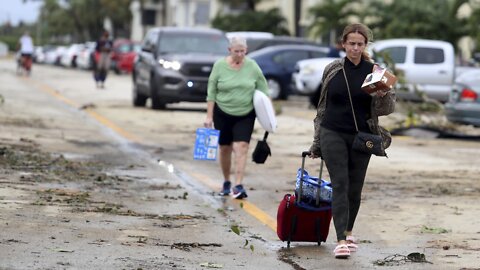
left=302, top=65, right=317, bottom=75
left=158, top=59, right=181, bottom=70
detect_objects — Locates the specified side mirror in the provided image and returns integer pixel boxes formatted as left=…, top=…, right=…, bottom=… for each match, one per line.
left=142, top=45, right=151, bottom=52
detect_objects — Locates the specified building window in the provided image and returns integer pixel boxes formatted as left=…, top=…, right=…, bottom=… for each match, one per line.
left=195, top=3, right=210, bottom=25
left=142, top=9, right=156, bottom=26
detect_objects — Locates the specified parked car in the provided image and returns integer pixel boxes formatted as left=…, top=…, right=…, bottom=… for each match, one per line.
left=44, top=46, right=67, bottom=65
left=291, top=57, right=340, bottom=105
left=247, top=36, right=323, bottom=53
left=33, top=46, right=48, bottom=63
left=371, top=39, right=455, bottom=102
left=445, top=69, right=480, bottom=126
left=293, top=39, right=456, bottom=107
left=60, top=43, right=85, bottom=68
left=110, top=39, right=141, bottom=74
left=132, top=27, right=229, bottom=109
left=76, top=42, right=96, bottom=70
left=248, top=44, right=330, bottom=99
left=226, top=31, right=274, bottom=40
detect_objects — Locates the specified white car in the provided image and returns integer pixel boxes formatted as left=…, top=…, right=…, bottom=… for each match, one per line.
left=60, top=43, right=85, bottom=67
left=372, top=39, right=455, bottom=102
left=226, top=31, right=274, bottom=39
left=33, top=46, right=46, bottom=63
left=292, top=57, right=339, bottom=95
left=44, top=46, right=67, bottom=65
left=292, top=39, right=456, bottom=106
left=76, top=42, right=96, bottom=70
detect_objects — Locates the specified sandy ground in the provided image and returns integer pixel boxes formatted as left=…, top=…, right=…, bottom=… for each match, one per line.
left=1, top=58, right=480, bottom=270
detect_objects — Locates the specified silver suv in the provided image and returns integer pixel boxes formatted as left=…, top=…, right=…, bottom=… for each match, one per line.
left=132, top=27, right=229, bottom=109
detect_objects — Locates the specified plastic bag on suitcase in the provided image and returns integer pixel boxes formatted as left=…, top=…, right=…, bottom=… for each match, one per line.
left=295, top=169, right=332, bottom=205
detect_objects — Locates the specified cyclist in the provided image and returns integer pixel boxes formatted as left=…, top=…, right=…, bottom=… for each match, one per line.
left=17, top=31, right=34, bottom=75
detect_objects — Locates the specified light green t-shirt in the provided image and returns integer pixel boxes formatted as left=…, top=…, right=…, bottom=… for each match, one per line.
left=206, top=57, right=269, bottom=116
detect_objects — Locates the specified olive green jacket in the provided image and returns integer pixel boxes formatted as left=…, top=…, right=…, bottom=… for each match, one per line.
left=310, top=58, right=396, bottom=156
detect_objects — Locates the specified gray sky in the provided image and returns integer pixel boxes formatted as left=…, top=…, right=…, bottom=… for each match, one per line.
left=0, top=0, right=42, bottom=26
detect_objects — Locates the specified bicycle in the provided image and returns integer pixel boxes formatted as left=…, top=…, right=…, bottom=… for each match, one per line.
left=16, top=53, right=32, bottom=76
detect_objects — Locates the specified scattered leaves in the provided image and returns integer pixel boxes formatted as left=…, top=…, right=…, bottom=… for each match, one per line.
left=421, top=225, right=450, bottom=234
left=199, top=262, right=223, bottom=268
left=373, top=252, right=432, bottom=266
left=230, top=225, right=240, bottom=235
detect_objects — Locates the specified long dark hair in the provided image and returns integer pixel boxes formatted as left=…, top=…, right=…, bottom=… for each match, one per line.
left=341, top=23, right=372, bottom=61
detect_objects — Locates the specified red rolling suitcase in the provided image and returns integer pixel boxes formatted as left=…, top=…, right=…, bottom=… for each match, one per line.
left=276, top=151, right=332, bottom=248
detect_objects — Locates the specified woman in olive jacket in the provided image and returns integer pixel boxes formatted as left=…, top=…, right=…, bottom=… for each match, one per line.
left=309, top=23, right=395, bottom=259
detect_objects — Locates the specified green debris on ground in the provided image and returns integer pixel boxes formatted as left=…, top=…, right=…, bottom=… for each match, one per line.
left=373, top=252, right=432, bottom=266
left=421, top=225, right=450, bottom=234
left=199, top=262, right=223, bottom=268
left=230, top=224, right=255, bottom=252
left=230, top=225, right=241, bottom=235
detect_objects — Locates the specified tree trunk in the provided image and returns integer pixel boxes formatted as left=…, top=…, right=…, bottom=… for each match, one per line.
left=247, top=0, right=255, bottom=11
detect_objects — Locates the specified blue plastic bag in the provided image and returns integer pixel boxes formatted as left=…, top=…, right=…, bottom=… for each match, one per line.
left=193, top=128, right=220, bottom=161
left=295, top=168, right=332, bottom=204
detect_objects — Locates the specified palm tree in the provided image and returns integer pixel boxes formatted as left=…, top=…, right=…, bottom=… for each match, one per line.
left=467, top=2, right=480, bottom=52
left=308, top=0, right=355, bottom=45
left=365, top=0, right=469, bottom=50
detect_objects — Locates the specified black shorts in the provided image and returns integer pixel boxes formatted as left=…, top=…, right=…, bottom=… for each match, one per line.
left=213, top=104, right=256, bottom=145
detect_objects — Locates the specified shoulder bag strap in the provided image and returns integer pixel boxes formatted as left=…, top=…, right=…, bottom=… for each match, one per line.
left=342, top=67, right=359, bottom=132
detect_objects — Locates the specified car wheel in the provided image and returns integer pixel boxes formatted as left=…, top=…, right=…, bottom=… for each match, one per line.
left=72, top=56, right=77, bottom=68
left=150, top=77, right=166, bottom=110
left=132, top=79, right=147, bottom=107
left=267, top=78, right=282, bottom=100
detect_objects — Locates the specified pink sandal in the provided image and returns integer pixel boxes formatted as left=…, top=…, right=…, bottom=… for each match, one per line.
left=346, top=235, right=358, bottom=252
left=333, top=244, right=350, bottom=259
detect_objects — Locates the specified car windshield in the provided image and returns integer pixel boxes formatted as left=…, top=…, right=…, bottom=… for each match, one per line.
left=118, top=44, right=133, bottom=53
left=157, top=32, right=228, bottom=55
left=133, top=44, right=141, bottom=53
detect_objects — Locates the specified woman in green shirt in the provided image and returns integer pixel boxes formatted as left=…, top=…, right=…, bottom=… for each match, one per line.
left=204, top=36, right=269, bottom=199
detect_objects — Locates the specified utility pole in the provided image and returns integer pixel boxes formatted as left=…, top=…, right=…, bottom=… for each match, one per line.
left=294, top=0, right=301, bottom=37
left=36, top=14, right=41, bottom=45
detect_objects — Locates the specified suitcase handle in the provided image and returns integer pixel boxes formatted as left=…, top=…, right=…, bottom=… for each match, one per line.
left=298, top=151, right=325, bottom=205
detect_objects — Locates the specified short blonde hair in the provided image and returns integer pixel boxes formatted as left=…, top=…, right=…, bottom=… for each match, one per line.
left=229, top=36, right=247, bottom=48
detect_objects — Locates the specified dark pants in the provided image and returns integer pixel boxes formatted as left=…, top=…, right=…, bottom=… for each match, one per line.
left=94, top=68, right=107, bottom=82
left=93, top=52, right=110, bottom=83
left=320, top=126, right=371, bottom=241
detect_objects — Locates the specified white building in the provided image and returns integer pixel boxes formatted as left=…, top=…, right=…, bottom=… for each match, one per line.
left=129, top=0, right=323, bottom=41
